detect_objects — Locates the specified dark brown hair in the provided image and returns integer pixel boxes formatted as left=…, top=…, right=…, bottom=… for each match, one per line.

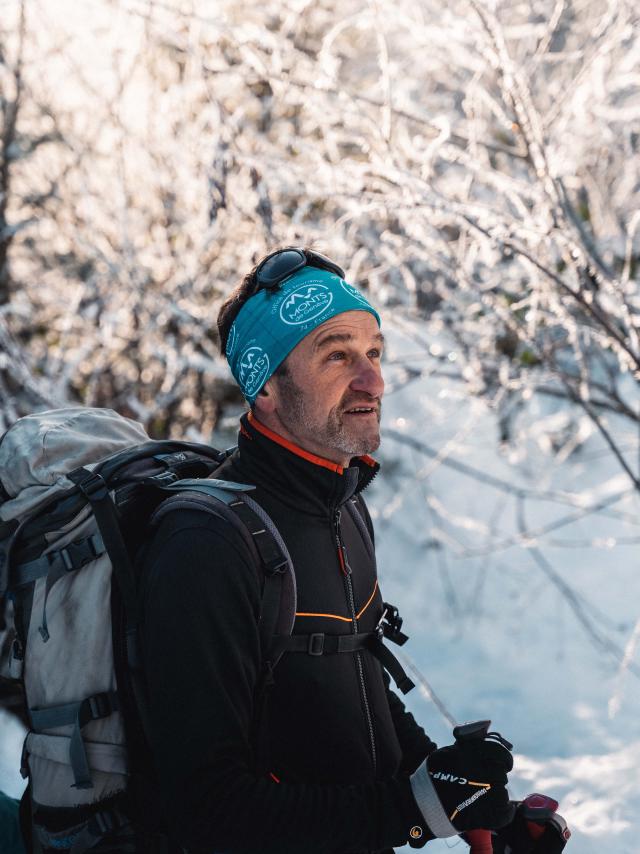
left=217, top=245, right=314, bottom=356
left=217, top=246, right=340, bottom=382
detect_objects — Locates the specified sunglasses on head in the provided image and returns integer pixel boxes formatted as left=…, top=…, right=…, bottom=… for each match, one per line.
left=255, top=248, right=346, bottom=289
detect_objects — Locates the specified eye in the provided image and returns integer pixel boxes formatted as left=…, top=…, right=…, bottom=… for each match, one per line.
left=368, top=348, right=382, bottom=359
left=328, top=351, right=347, bottom=361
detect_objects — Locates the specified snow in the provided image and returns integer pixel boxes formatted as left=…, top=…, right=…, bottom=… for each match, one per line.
left=0, top=710, right=26, bottom=800
left=369, top=319, right=640, bottom=852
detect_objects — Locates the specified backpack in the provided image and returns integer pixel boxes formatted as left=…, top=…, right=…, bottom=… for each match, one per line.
left=0, top=407, right=297, bottom=853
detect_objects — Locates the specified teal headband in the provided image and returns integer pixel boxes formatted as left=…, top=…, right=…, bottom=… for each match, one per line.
left=226, top=267, right=381, bottom=403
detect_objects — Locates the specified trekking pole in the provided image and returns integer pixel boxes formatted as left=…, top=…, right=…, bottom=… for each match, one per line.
left=519, top=793, right=571, bottom=844
left=395, top=651, right=505, bottom=853
left=464, top=828, right=493, bottom=854
left=452, top=720, right=494, bottom=854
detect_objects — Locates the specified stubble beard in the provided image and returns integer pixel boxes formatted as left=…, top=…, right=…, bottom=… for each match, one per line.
left=276, top=373, right=381, bottom=460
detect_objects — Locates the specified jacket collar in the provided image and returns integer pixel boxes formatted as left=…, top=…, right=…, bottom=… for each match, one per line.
left=231, top=411, right=379, bottom=516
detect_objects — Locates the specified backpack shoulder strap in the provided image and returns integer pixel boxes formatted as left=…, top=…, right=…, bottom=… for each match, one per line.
left=345, top=495, right=375, bottom=558
left=150, top=480, right=296, bottom=661
left=149, top=481, right=298, bottom=772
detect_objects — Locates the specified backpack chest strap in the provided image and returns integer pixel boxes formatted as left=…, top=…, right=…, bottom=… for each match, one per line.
left=274, top=630, right=415, bottom=695
left=279, top=631, right=373, bottom=655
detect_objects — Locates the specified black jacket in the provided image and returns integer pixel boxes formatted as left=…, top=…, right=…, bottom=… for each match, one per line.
left=140, top=412, right=435, bottom=854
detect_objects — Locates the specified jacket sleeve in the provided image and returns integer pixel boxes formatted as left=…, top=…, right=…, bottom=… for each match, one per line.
left=384, top=673, right=438, bottom=775
left=139, top=510, right=427, bottom=854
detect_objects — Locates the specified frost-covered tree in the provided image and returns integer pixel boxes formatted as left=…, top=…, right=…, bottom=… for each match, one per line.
left=0, top=0, right=638, bottom=479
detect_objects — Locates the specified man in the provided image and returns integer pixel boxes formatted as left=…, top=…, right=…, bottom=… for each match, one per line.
left=140, top=247, right=565, bottom=854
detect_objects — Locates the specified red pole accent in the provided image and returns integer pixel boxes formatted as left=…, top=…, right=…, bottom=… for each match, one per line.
left=465, top=829, right=493, bottom=854
left=526, top=820, right=545, bottom=840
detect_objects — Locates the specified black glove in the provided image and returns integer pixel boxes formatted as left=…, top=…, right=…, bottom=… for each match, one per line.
left=410, top=726, right=515, bottom=839
left=489, top=794, right=571, bottom=853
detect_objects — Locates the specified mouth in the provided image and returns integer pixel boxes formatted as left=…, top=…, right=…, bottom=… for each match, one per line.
left=343, top=406, right=379, bottom=417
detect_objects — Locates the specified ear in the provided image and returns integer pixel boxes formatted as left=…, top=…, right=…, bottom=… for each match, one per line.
left=253, top=376, right=278, bottom=416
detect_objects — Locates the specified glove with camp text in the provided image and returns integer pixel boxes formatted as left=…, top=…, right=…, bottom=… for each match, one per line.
left=409, top=722, right=515, bottom=843
left=488, top=794, right=571, bottom=853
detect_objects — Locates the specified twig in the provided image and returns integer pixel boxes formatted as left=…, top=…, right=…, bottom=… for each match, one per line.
left=516, top=497, right=640, bottom=680
left=609, top=615, right=640, bottom=718
left=394, top=649, right=458, bottom=729
left=557, top=377, right=640, bottom=492
left=382, top=427, right=634, bottom=513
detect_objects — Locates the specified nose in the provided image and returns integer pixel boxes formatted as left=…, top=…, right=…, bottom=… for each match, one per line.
left=349, top=357, right=385, bottom=399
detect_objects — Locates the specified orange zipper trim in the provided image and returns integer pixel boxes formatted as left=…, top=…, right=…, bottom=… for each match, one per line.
left=356, top=580, right=378, bottom=619
left=294, top=610, right=353, bottom=623
left=295, top=581, right=378, bottom=623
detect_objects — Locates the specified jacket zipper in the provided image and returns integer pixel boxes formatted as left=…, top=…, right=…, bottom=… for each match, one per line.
left=333, top=508, right=377, bottom=774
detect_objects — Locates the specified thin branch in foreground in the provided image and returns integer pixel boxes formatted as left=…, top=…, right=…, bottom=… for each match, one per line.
left=456, top=490, right=634, bottom=559
left=560, top=380, right=640, bottom=493
left=516, top=497, right=640, bottom=680
left=394, top=648, right=458, bottom=729
left=382, top=427, right=635, bottom=516
left=608, top=615, right=640, bottom=718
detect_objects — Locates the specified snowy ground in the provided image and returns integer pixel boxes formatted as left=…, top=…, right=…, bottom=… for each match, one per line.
left=372, top=319, right=640, bottom=852
left=0, top=710, right=24, bottom=800
left=1, top=317, right=639, bottom=852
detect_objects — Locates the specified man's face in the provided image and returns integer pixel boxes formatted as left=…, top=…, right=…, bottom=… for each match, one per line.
left=265, top=310, right=385, bottom=465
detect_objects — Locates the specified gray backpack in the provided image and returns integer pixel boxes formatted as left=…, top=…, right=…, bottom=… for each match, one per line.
left=0, top=408, right=296, bottom=853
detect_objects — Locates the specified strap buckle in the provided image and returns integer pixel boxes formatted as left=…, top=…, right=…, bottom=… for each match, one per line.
left=69, top=469, right=109, bottom=501
left=150, top=470, right=180, bottom=486
left=377, top=602, right=409, bottom=646
left=87, top=692, right=116, bottom=720
left=58, top=534, right=103, bottom=573
left=263, top=556, right=288, bottom=576
left=308, top=633, right=325, bottom=656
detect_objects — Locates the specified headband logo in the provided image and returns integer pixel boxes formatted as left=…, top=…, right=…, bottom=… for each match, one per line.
left=279, top=283, right=333, bottom=326
left=239, top=346, right=270, bottom=397
left=226, top=323, right=237, bottom=358
left=340, top=279, right=369, bottom=306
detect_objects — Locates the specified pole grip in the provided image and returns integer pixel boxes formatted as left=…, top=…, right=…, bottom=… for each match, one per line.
left=465, top=828, right=493, bottom=854
left=454, top=722, right=493, bottom=854
left=526, top=820, right=545, bottom=840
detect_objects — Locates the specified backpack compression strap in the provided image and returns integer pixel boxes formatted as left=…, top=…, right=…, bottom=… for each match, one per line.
left=11, top=532, right=106, bottom=643
left=27, top=692, right=120, bottom=791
